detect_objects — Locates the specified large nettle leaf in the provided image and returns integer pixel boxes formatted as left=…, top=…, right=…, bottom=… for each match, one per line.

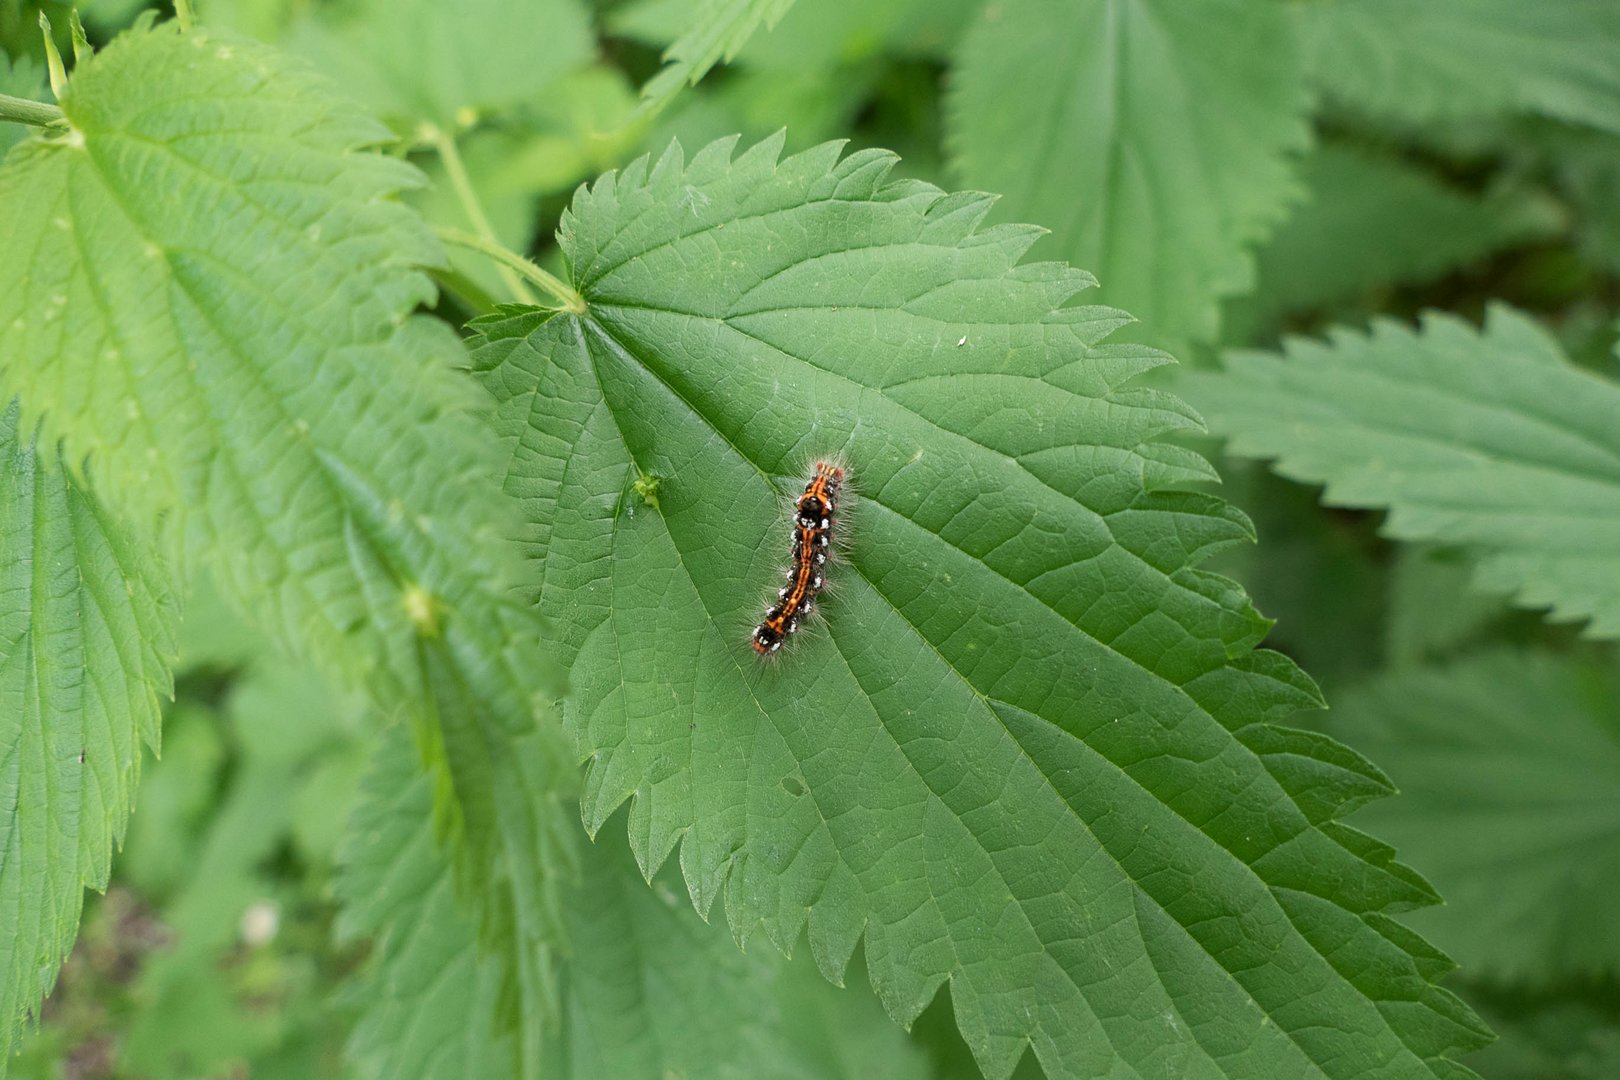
left=1182, top=306, right=1620, bottom=639
left=0, top=20, right=571, bottom=1057
left=0, top=405, right=178, bottom=1062
left=469, top=135, right=1489, bottom=1078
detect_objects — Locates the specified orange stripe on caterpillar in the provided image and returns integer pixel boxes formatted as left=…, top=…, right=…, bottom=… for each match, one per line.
left=753, top=461, right=844, bottom=656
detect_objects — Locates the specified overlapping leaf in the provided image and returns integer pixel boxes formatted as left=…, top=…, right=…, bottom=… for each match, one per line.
left=340, top=725, right=925, bottom=1080
left=0, top=19, right=573, bottom=1052
left=469, top=134, right=1488, bottom=1078
left=614, top=0, right=978, bottom=71
left=1185, top=306, right=1620, bottom=637
left=0, top=403, right=178, bottom=1062
left=947, top=0, right=1309, bottom=345
left=1298, top=0, right=1620, bottom=134
left=337, top=727, right=526, bottom=1080
left=1320, top=651, right=1620, bottom=983
left=636, top=0, right=798, bottom=112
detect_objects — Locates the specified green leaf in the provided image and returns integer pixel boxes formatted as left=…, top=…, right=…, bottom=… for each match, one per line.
left=1318, top=651, right=1620, bottom=984
left=339, top=725, right=924, bottom=1080
left=947, top=0, right=1309, bottom=345
left=1299, top=0, right=1620, bottom=135
left=0, top=20, right=576, bottom=1055
left=636, top=0, right=798, bottom=112
left=285, top=0, right=595, bottom=127
left=614, top=0, right=977, bottom=70
left=1226, top=143, right=1561, bottom=341
left=0, top=402, right=179, bottom=1062
left=1184, top=305, right=1620, bottom=638
left=469, top=134, right=1488, bottom=1079
left=0, top=23, right=517, bottom=693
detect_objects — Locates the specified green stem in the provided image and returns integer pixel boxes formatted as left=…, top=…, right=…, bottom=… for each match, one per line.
left=423, top=123, right=538, bottom=306
left=0, top=92, right=63, bottom=127
left=436, top=228, right=586, bottom=315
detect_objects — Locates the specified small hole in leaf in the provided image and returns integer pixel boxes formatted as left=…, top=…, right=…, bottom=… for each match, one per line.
left=780, top=775, right=806, bottom=797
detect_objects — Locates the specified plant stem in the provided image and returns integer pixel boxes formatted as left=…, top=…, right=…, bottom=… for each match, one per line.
left=0, top=92, right=63, bottom=127
left=423, top=123, right=539, bottom=306
left=437, top=227, right=586, bottom=315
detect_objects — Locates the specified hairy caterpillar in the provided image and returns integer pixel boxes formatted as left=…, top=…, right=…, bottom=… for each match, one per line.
left=752, top=461, right=845, bottom=656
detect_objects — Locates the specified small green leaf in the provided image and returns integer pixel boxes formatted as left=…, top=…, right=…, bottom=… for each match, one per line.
left=66, top=10, right=91, bottom=64
left=947, top=0, right=1310, bottom=345
left=1298, top=0, right=1620, bottom=134
left=0, top=402, right=179, bottom=1062
left=1185, top=306, right=1620, bottom=638
left=636, top=0, right=798, bottom=113
left=614, top=0, right=977, bottom=71
left=470, top=135, right=1488, bottom=1079
left=37, top=11, right=66, bottom=98
left=1319, top=651, right=1620, bottom=984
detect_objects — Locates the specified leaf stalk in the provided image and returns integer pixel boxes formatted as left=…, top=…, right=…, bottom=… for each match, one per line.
left=436, top=227, right=587, bottom=316
left=422, top=123, right=540, bottom=307
left=0, top=92, right=63, bottom=127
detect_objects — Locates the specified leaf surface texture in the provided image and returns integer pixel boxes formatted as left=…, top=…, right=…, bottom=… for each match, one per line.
left=0, top=405, right=177, bottom=1061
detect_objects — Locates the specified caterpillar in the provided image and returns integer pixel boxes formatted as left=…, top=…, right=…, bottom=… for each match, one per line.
left=752, top=461, right=845, bottom=656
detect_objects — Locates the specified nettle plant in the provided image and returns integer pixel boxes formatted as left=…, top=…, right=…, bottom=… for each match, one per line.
left=3, top=2, right=1619, bottom=1078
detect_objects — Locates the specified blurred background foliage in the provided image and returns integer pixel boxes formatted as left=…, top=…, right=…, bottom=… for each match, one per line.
left=3, top=0, right=1618, bottom=1076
